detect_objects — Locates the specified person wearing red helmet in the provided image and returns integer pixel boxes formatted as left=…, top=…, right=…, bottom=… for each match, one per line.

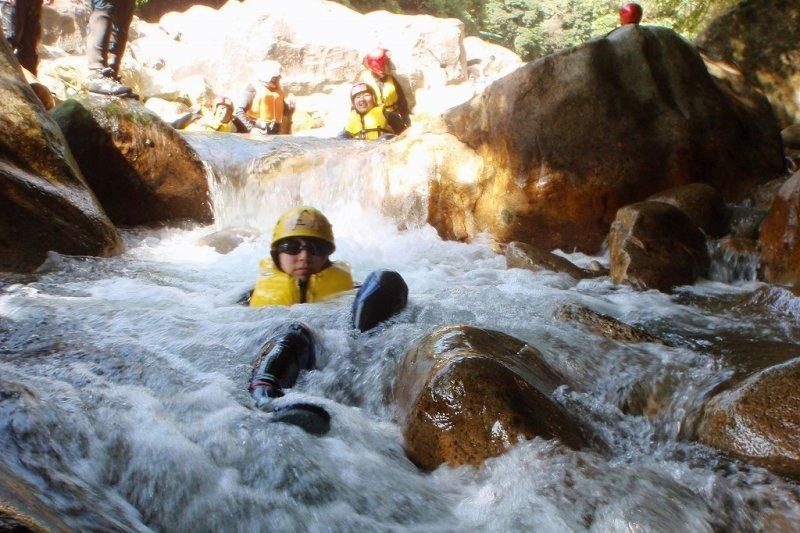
left=171, top=95, right=239, bottom=133
left=619, top=3, right=643, bottom=25
left=358, top=47, right=410, bottom=133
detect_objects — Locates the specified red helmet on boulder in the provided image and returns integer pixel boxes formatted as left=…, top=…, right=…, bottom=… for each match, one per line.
left=619, top=3, right=643, bottom=25
left=364, top=48, right=389, bottom=76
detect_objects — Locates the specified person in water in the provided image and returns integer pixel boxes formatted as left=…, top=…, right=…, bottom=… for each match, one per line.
left=172, top=95, right=239, bottom=133
left=339, top=83, right=401, bottom=141
left=359, top=47, right=410, bottom=133
left=247, top=206, right=407, bottom=408
left=235, top=60, right=293, bottom=136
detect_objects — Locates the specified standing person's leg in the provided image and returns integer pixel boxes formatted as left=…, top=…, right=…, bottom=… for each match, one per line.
left=107, top=0, right=134, bottom=78
left=16, top=0, right=42, bottom=75
left=86, top=5, right=112, bottom=73
left=1, top=0, right=24, bottom=63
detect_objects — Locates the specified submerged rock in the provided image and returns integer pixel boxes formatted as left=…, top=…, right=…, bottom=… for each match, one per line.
left=698, top=357, right=800, bottom=481
left=197, top=227, right=261, bottom=254
left=759, top=172, right=800, bottom=285
left=505, top=241, right=602, bottom=279
left=696, top=0, right=800, bottom=127
left=0, top=37, right=121, bottom=272
left=647, top=183, right=729, bottom=237
left=395, top=325, right=591, bottom=470
left=555, top=304, right=667, bottom=345
left=51, top=95, right=212, bottom=226
left=608, top=201, right=710, bottom=292
left=440, top=25, right=782, bottom=253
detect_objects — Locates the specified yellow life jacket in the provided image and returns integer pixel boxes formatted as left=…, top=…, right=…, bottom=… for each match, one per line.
left=344, top=106, right=393, bottom=141
left=359, top=70, right=399, bottom=111
left=246, top=83, right=285, bottom=124
left=250, top=259, right=354, bottom=307
left=185, top=109, right=237, bottom=133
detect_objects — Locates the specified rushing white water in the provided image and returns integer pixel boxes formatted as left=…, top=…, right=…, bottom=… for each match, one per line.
left=1, top=133, right=799, bottom=531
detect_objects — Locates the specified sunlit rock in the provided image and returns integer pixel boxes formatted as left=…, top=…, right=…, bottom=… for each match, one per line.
left=463, top=36, right=522, bottom=81
left=144, top=97, right=191, bottom=124
left=505, top=242, right=601, bottom=279
left=696, top=0, right=800, bottom=127
left=759, top=171, right=800, bottom=285
left=197, top=227, right=260, bottom=254
left=698, top=357, right=800, bottom=481
left=608, top=201, right=710, bottom=292
left=647, top=183, right=729, bottom=238
left=395, top=325, right=591, bottom=471
left=0, top=38, right=121, bottom=272
left=51, top=95, right=212, bottom=226
left=40, top=0, right=90, bottom=55
left=442, top=25, right=783, bottom=253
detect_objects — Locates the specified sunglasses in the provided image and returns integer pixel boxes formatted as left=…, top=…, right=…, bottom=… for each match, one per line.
left=275, top=239, right=332, bottom=257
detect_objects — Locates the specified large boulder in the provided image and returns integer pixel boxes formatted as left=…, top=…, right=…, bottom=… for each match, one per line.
left=608, top=201, right=710, bottom=292
left=698, top=358, right=800, bottom=481
left=440, top=25, right=784, bottom=253
left=395, top=325, right=591, bottom=471
left=505, top=241, right=601, bottom=279
left=695, top=0, right=800, bottom=127
left=0, top=38, right=121, bottom=272
left=51, top=95, right=213, bottom=226
left=647, top=183, right=729, bottom=237
left=759, top=171, right=800, bottom=285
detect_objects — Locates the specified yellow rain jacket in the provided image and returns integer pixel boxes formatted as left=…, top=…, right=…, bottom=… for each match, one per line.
left=250, top=259, right=354, bottom=307
left=344, top=106, right=393, bottom=140
left=359, top=70, right=400, bottom=112
left=185, top=109, right=237, bottom=133
left=246, top=83, right=285, bottom=125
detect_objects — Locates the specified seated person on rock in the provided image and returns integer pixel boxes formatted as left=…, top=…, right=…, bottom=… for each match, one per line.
left=171, top=95, right=238, bottom=133
left=247, top=206, right=407, bottom=408
left=234, top=60, right=294, bottom=136
left=359, top=47, right=410, bottom=133
left=339, top=83, right=401, bottom=141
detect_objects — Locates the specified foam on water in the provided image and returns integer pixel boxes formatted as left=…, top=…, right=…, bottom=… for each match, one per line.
left=1, top=135, right=799, bottom=531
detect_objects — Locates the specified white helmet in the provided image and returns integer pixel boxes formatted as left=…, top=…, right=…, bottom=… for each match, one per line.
left=259, top=60, right=282, bottom=84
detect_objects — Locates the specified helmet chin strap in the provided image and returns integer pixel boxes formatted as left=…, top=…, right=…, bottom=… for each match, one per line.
left=297, top=277, right=309, bottom=304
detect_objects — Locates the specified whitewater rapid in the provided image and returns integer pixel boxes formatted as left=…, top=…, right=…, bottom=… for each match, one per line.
left=0, top=134, right=798, bottom=531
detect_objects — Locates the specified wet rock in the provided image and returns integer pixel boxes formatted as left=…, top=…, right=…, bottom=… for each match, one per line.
left=759, top=172, right=800, bottom=285
left=728, top=205, right=768, bottom=239
left=709, top=235, right=759, bottom=283
left=647, top=183, right=729, bottom=237
left=395, top=325, right=591, bottom=470
left=505, top=242, right=601, bottom=279
left=0, top=37, right=121, bottom=272
left=270, top=403, right=331, bottom=436
left=440, top=25, right=783, bottom=253
left=52, top=95, right=212, bottom=226
left=608, top=201, right=710, bottom=292
left=783, top=124, right=800, bottom=150
left=40, top=0, right=91, bottom=55
left=0, top=462, right=68, bottom=532
left=197, top=227, right=261, bottom=254
left=144, top=97, right=191, bottom=124
left=555, top=304, right=667, bottom=345
left=698, top=357, right=800, bottom=481
left=696, top=0, right=800, bottom=127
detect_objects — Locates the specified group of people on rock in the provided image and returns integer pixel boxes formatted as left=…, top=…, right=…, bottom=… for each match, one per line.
left=172, top=48, right=411, bottom=141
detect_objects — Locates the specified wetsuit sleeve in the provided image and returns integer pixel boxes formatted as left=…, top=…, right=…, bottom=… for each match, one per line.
left=383, top=109, right=405, bottom=135
left=234, top=84, right=257, bottom=133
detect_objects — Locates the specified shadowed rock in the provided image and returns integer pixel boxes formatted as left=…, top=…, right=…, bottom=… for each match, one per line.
left=648, top=183, right=729, bottom=237
left=0, top=37, right=121, bottom=272
left=52, top=95, right=212, bottom=226
left=439, top=25, right=783, bottom=253
left=698, top=357, right=800, bottom=481
left=505, top=241, right=605, bottom=279
left=609, top=201, right=710, bottom=292
left=395, top=325, right=592, bottom=470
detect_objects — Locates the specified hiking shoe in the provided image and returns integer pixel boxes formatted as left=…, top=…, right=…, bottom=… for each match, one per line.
left=87, top=71, right=132, bottom=96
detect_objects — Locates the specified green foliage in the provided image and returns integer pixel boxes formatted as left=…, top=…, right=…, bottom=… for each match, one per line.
left=334, top=0, right=738, bottom=61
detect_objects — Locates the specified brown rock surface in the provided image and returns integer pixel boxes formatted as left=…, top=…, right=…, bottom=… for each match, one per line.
left=52, top=95, right=212, bottom=226
left=698, top=357, right=800, bottom=481
left=759, top=171, right=800, bottom=285
left=396, top=325, right=591, bottom=470
left=505, top=241, right=602, bottom=279
left=783, top=124, right=800, bottom=150
left=696, top=0, right=800, bottom=127
left=608, top=201, right=710, bottom=292
left=647, top=183, right=729, bottom=237
left=197, top=227, right=261, bottom=254
left=440, top=25, right=783, bottom=253
left=555, top=304, right=667, bottom=345
left=0, top=38, right=121, bottom=272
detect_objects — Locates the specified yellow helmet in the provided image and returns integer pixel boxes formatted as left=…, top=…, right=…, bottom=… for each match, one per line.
left=271, top=206, right=335, bottom=249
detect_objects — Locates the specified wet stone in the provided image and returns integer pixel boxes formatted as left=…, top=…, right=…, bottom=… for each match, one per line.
left=505, top=241, right=603, bottom=279
left=556, top=304, right=668, bottom=345
left=197, top=227, right=261, bottom=254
